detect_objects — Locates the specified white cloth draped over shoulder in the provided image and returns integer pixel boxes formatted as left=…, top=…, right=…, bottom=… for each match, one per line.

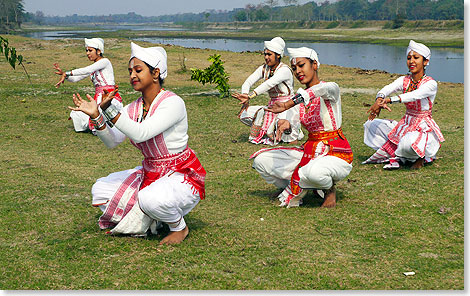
left=363, top=75, right=444, bottom=164
left=239, top=62, right=304, bottom=145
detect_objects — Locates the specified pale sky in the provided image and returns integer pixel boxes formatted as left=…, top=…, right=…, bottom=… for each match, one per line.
left=23, top=0, right=314, bottom=17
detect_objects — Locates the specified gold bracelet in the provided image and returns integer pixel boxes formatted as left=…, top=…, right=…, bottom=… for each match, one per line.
left=248, top=92, right=257, bottom=99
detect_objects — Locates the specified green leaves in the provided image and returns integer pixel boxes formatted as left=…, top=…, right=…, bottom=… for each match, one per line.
left=1, top=35, right=22, bottom=70
left=190, top=54, right=230, bottom=98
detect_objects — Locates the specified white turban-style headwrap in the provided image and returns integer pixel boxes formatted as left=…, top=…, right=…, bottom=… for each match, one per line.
left=130, top=42, right=168, bottom=80
left=264, top=37, right=285, bottom=57
left=84, top=38, right=104, bottom=53
left=407, top=40, right=431, bottom=64
left=287, top=47, right=320, bottom=68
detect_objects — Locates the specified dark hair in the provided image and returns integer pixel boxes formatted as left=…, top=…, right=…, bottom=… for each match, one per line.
left=144, top=61, right=164, bottom=86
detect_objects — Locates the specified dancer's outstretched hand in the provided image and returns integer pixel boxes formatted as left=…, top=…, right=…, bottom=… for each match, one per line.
left=68, top=93, right=99, bottom=118
left=265, top=100, right=289, bottom=114
left=231, top=92, right=249, bottom=105
left=53, top=63, right=66, bottom=88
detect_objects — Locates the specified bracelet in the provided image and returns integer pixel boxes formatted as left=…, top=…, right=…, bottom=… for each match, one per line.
left=65, top=71, right=72, bottom=79
left=248, top=92, right=257, bottom=99
left=90, top=113, right=106, bottom=129
left=291, top=93, right=304, bottom=105
left=390, top=96, right=401, bottom=104
left=376, top=93, right=385, bottom=101
left=102, top=104, right=121, bottom=122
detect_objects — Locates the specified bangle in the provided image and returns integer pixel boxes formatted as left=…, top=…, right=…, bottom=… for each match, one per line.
left=291, top=93, right=304, bottom=105
left=376, top=93, right=385, bottom=101
left=390, top=96, right=401, bottom=104
left=248, top=92, right=257, bottom=99
left=90, top=113, right=106, bottom=129
left=102, top=104, right=121, bottom=122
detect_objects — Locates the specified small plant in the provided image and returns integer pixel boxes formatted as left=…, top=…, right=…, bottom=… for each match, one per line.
left=0, top=36, right=30, bottom=83
left=177, top=52, right=187, bottom=73
left=190, top=54, right=230, bottom=98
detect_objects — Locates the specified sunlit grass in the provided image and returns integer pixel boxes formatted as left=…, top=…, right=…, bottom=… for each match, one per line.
left=0, top=35, right=463, bottom=290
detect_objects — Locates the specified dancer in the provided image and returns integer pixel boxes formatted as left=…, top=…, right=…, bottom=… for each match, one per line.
left=55, top=38, right=122, bottom=133
left=68, top=42, right=206, bottom=245
left=251, top=47, right=353, bottom=208
left=363, top=40, right=444, bottom=170
left=232, top=37, right=304, bottom=145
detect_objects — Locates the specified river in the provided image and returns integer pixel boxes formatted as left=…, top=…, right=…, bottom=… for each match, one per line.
left=22, top=28, right=463, bottom=83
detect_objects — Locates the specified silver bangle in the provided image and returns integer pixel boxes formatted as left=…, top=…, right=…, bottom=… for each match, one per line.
left=102, top=104, right=121, bottom=122
left=390, top=96, right=401, bottom=104
left=376, top=93, right=385, bottom=101
left=90, top=113, right=106, bottom=129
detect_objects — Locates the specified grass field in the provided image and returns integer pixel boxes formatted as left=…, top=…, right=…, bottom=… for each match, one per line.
left=0, top=35, right=464, bottom=290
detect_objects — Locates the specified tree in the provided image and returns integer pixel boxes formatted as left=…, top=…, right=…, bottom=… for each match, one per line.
left=0, top=0, right=25, bottom=31
left=264, top=0, right=278, bottom=20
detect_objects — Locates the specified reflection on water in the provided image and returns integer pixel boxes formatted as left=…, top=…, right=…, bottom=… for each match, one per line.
left=22, top=28, right=463, bottom=83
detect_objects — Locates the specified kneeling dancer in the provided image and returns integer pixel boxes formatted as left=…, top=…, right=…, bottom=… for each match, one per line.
left=251, top=47, right=353, bottom=208
left=363, top=40, right=445, bottom=170
left=69, top=42, right=206, bottom=244
left=232, top=37, right=304, bottom=145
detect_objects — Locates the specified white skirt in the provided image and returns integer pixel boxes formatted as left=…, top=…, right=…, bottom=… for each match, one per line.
left=363, top=119, right=441, bottom=162
left=92, top=168, right=200, bottom=232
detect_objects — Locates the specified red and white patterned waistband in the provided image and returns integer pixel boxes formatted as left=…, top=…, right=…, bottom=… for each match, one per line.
left=142, top=148, right=191, bottom=171
left=405, top=109, right=432, bottom=118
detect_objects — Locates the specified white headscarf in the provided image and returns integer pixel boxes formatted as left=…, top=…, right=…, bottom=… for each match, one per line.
left=287, top=47, right=320, bottom=68
left=264, top=37, right=285, bottom=57
left=407, top=40, right=431, bottom=64
left=129, top=42, right=168, bottom=80
left=84, top=38, right=104, bottom=53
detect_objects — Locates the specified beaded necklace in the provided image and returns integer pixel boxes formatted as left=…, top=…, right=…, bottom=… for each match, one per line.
left=141, top=88, right=164, bottom=121
left=406, top=74, right=426, bottom=93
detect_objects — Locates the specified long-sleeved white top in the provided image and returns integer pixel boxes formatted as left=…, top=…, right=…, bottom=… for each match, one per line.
left=301, top=82, right=342, bottom=132
left=66, top=58, right=116, bottom=87
left=241, top=63, right=293, bottom=98
left=376, top=76, right=437, bottom=111
left=96, top=92, right=188, bottom=154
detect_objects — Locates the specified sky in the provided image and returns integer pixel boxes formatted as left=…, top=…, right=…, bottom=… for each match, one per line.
left=23, top=0, right=315, bottom=17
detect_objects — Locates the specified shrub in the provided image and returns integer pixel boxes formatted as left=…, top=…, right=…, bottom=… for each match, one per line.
left=190, top=54, right=230, bottom=98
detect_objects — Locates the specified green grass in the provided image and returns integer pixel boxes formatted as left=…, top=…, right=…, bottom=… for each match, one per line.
left=0, top=35, right=463, bottom=290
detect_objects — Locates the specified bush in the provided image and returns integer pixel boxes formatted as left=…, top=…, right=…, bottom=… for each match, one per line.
left=326, top=21, right=340, bottom=29
left=190, top=54, right=230, bottom=98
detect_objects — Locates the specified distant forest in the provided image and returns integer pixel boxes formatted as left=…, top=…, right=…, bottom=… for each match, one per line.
left=1, top=0, right=464, bottom=33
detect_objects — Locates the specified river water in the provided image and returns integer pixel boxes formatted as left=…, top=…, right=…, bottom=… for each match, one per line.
left=23, top=28, right=463, bottom=83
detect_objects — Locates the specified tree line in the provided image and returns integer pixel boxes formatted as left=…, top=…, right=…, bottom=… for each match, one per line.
left=2, top=0, right=463, bottom=31
left=0, top=0, right=24, bottom=32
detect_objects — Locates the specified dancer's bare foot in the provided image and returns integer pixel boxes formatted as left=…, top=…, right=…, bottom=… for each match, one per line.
left=160, top=226, right=189, bottom=245
left=410, top=158, right=424, bottom=170
left=321, top=186, right=336, bottom=208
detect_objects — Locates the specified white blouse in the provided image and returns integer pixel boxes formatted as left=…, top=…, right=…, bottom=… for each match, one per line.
left=241, top=63, right=293, bottom=97
left=66, top=58, right=116, bottom=87
left=377, top=76, right=437, bottom=110
left=96, top=92, right=188, bottom=154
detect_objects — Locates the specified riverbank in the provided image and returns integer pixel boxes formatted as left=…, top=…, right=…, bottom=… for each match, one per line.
left=0, top=35, right=463, bottom=290
left=17, top=20, right=464, bottom=48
